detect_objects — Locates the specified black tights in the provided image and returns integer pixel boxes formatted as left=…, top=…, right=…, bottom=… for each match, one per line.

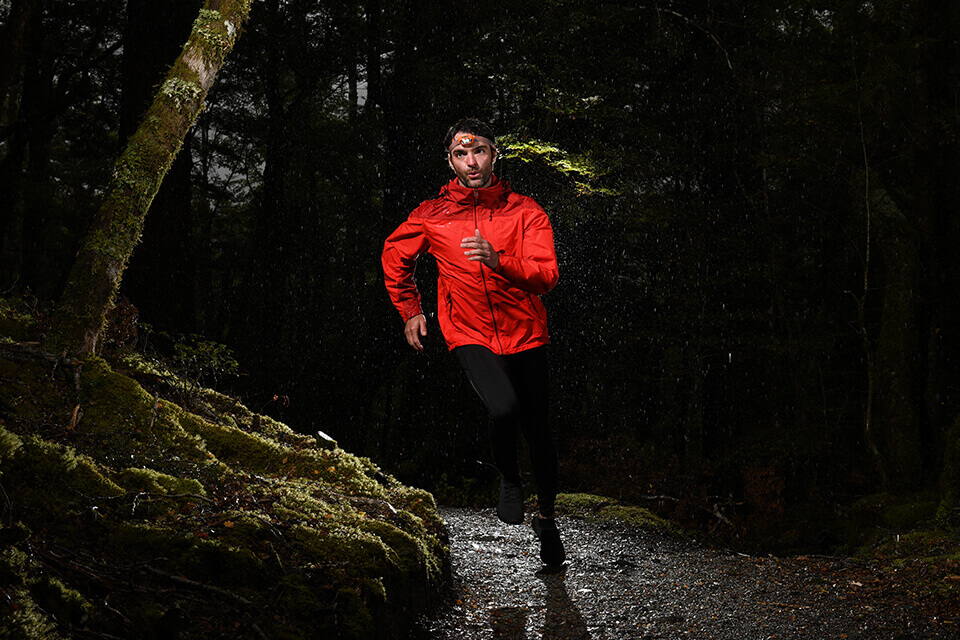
left=455, top=345, right=558, bottom=518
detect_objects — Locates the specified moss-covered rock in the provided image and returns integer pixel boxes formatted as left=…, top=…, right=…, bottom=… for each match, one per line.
left=554, top=492, right=687, bottom=537
left=0, top=336, right=448, bottom=638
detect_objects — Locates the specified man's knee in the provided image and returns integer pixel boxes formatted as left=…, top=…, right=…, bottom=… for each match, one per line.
left=489, top=397, right=520, bottom=428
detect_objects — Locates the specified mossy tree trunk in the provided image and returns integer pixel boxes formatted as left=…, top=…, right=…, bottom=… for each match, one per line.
left=46, top=0, right=253, bottom=356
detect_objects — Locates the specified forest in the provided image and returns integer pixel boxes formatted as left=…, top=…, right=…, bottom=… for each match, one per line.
left=2, top=0, right=960, bottom=557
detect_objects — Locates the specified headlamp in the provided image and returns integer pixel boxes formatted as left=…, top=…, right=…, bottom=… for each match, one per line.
left=449, top=134, right=494, bottom=152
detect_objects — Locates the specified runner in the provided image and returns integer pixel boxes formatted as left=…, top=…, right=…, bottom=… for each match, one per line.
left=382, top=117, right=565, bottom=565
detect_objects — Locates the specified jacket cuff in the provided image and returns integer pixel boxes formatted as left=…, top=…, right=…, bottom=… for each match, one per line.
left=401, top=302, right=423, bottom=322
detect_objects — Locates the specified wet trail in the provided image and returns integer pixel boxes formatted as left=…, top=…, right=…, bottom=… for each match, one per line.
left=416, top=507, right=954, bottom=639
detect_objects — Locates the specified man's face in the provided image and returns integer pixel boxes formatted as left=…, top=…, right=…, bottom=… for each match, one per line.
left=447, top=132, right=497, bottom=188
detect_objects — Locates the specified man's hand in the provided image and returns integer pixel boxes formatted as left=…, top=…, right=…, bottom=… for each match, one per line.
left=461, top=228, right=499, bottom=269
left=404, top=314, right=427, bottom=352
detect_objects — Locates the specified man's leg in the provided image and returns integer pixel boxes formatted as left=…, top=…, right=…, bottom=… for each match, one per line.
left=455, top=345, right=525, bottom=523
left=503, top=346, right=558, bottom=518
left=505, top=346, right=565, bottom=565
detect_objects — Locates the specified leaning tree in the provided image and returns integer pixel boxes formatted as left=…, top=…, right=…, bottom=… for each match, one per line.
left=47, top=0, right=253, bottom=355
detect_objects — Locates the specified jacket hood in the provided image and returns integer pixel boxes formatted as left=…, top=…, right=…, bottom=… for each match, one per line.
left=440, top=176, right=512, bottom=208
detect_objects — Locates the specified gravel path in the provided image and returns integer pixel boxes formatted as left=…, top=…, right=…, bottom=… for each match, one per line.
left=415, top=507, right=956, bottom=639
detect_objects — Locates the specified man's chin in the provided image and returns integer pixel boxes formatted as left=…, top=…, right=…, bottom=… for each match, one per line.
left=459, top=176, right=490, bottom=188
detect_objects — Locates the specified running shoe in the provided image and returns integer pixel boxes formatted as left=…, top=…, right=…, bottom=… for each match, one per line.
left=532, top=515, right=566, bottom=565
left=497, top=479, right=525, bottom=524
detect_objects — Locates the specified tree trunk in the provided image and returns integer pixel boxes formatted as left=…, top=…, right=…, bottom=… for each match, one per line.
left=363, top=0, right=381, bottom=114
left=939, top=412, right=960, bottom=513
left=913, top=0, right=957, bottom=481
left=241, top=0, right=289, bottom=370
left=0, top=0, right=41, bottom=280
left=47, top=0, right=253, bottom=356
left=0, top=0, right=36, bottom=112
left=872, top=187, right=923, bottom=489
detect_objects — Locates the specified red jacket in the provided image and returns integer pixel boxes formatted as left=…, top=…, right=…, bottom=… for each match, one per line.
left=382, top=177, right=558, bottom=355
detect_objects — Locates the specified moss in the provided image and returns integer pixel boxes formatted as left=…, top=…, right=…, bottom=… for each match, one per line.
left=27, top=576, right=91, bottom=629
left=0, top=425, right=23, bottom=463
left=175, top=408, right=289, bottom=472
left=554, top=492, right=615, bottom=513
left=108, top=522, right=196, bottom=561
left=1, top=330, right=447, bottom=638
left=0, top=298, right=37, bottom=341
left=387, top=484, right=440, bottom=527
left=181, top=538, right=268, bottom=589
left=268, top=573, right=339, bottom=636
left=884, top=499, right=938, bottom=530
left=335, top=587, right=374, bottom=639
left=359, top=519, right=442, bottom=582
left=77, top=359, right=220, bottom=474
left=0, top=549, right=68, bottom=640
left=115, top=467, right=205, bottom=495
left=8, top=434, right=125, bottom=507
left=555, top=492, right=686, bottom=537
left=849, top=492, right=939, bottom=531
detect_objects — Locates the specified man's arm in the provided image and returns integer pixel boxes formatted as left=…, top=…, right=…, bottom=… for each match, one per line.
left=382, top=217, right=431, bottom=349
left=492, top=204, right=559, bottom=295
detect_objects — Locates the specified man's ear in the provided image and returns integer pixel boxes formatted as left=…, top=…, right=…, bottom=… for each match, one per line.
left=446, top=153, right=454, bottom=171
left=492, top=146, right=499, bottom=164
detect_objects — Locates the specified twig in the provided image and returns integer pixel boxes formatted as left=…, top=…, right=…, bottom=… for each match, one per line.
left=0, top=342, right=74, bottom=367
left=142, top=565, right=253, bottom=606
left=0, top=481, right=11, bottom=525
left=329, top=490, right=399, bottom=516
left=69, top=404, right=83, bottom=430
left=639, top=494, right=736, bottom=526
left=656, top=7, right=734, bottom=70
left=148, top=394, right=161, bottom=430
left=71, top=630, right=133, bottom=640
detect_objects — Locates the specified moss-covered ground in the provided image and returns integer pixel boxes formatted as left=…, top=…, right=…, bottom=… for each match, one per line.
left=0, top=303, right=447, bottom=639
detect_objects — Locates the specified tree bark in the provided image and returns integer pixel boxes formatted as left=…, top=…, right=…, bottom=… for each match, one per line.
left=0, top=0, right=41, bottom=278
left=0, top=0, right=36, bottom=112
left=872, top=187, right=923, bottom=489
left=47, top=0, right=253, bottom=356
left=363, top=0, right=381, bottom=114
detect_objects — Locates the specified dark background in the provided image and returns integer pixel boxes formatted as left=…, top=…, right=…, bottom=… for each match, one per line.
left=2, top=0, right=959, bottom=550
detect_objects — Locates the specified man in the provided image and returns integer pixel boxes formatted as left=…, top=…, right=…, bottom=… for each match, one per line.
left=381, top=118, right=565, bottom=566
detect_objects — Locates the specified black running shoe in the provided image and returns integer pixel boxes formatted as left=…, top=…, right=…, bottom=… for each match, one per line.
left=532, top=515, right=566, bottom=565
left=497, top=479, right=525, bottom=524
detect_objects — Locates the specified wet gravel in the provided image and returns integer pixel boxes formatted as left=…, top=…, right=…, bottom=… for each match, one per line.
left=415, top=507, right=957, bottom=639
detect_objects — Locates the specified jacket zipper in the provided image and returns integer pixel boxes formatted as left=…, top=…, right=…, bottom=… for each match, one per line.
left=475, top=188, right=504, bottom=355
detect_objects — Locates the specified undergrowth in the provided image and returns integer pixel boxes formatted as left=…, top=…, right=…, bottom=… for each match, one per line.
left=0, top=296, right=448, bottom=639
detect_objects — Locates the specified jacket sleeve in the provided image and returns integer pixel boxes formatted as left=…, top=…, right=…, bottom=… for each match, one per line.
left=494, top=204, right=559, bottom=295
left=382, top=215, right=430, bottom=322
